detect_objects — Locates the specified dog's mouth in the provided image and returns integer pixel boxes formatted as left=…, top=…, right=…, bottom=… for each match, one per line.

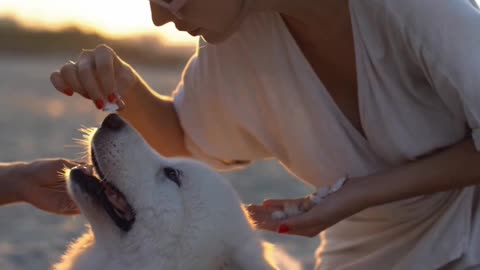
left=70, top=148, right=135, bottom=232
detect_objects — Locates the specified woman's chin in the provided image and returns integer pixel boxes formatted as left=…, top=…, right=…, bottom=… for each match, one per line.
left=200, top=31, right=233, bottom=45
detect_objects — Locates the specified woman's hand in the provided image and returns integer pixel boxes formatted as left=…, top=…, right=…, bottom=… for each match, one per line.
left=16, top=159, right=82, bottom=215
left=50, top=44, right=139, bottom=110
left=247, top=181, right=367, bottom=237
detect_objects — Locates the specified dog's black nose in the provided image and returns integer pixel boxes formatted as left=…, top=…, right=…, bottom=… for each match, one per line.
left=101, top=114, right=125, bottom=130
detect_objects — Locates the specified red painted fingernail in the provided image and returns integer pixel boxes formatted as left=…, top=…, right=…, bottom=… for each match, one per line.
left=95, top=99, right=104, bottom=110
left=107, top=93, right=116, bottom=103
left=277, top=224, right=290, bottom=234
left=63, top=89, right=74, bottom=96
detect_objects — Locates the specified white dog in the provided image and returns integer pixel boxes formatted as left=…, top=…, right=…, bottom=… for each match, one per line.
left=54, top=114, right=302, bottom=270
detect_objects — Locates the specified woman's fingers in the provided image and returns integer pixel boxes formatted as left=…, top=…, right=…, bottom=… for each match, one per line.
left=94, top=44, right=117, bottom=103
left=51, top=44, right=135, bottom=110
left=262, top=199, right=289, bottom=208
left=277, top=207, right=327, bottom=237
left=277, top=196, right=355, bottom=237
left=249, top=205, right=328, bottom=237
left=262, top=198, right=305, bottom=208
left=77, top=50, right=106, bottom=109
left=59, top=61, right=89, bottom=98
left=250, top=197, right=339, bottom=237
left=250, top=197, right=312, bottom=231
left=50, top=71, right=74, bottom=96
left=246, top=204, right=281, bottom=231
left=247, top=203, right=322, bottom=237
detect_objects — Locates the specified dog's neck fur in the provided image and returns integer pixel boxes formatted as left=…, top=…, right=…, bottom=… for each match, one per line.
left=67, top=232, right=254, bottom=270
left=71, top=230, right=182, bottom=270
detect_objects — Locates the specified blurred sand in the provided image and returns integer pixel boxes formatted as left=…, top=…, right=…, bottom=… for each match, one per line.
left=0, top=53, right=318, bottom=269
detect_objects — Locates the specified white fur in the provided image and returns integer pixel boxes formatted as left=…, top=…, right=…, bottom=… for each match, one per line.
left=54, top=116, right=302, bottom=270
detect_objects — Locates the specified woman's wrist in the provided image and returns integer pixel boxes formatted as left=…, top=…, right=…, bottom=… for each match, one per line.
left=0, top=162, right=29, bottom=205
left=338, top=176, right=377, bottom=213
left=119, top=71, right=148, bottom=107
left=118, top=75, right=156, bottom=118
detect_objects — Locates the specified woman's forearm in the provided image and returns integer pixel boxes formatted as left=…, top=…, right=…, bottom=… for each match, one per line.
left=350, top=137, right=480, bottom=209
left=118, top=76, right=191, bottom=158
left=0, top=162, right=25, bottom=205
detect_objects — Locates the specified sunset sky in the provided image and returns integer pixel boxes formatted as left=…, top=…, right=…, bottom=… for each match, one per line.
left=0, top=0, right=197, bottom=45
left=1, top=0, right=479, bottom=46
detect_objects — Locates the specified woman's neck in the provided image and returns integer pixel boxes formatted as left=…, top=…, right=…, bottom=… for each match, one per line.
left=250, top=0, right=351, bottom=41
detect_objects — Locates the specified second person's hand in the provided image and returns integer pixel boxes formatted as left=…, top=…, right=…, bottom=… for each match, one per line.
left=17, top=158, right=82, bottom=215
left=50, top=44, right=139, bottom=110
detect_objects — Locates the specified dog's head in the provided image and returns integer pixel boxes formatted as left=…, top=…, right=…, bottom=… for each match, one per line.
left=66, top=114, right=246, bottom=249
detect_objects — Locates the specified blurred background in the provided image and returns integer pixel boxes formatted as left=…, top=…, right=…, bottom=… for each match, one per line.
left=0, top=0, right=323, bottom=269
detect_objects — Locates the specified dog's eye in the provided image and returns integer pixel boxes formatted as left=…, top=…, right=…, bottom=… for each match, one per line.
left=164, top=167, right=182, bottom=187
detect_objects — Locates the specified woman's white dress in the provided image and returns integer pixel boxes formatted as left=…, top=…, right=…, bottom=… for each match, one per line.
left=172, top=0, right=480, bottom=268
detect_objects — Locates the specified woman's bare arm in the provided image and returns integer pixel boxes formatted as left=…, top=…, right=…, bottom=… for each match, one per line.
left=119, top=76, right=191, bottom=158
left=250, top=137, right=480, bottom=236
left=0, top=162, right=23, bottom=206
left=354, top=137, right=480, bottom=207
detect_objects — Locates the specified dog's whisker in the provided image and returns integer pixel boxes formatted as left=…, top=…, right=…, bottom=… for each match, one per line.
left=64, top=144, right=85, bottom=148
left=72, top=137, right=91, bottom=147
left=73, top=138, right=88, bottom=142
left=76, top=156, right=89, bottom=163
left=77, top=151, right=88, bottom=157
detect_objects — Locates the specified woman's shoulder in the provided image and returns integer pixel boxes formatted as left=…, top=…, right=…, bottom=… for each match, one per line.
left=354, top=0, right=478, bottom=23
left=353, top=0, right=480, bottom=48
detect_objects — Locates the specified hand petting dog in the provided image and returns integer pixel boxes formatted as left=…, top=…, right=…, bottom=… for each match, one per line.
left=0, top=159, right=81, bottom=215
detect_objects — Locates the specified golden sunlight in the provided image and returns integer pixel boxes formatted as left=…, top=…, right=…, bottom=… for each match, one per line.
left=0, top=0, right=196, bottom=45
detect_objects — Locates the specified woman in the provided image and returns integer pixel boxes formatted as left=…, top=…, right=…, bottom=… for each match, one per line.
left=0, top=159, right=80, bottom=215
left=50, top=0, right=480, bottom=269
